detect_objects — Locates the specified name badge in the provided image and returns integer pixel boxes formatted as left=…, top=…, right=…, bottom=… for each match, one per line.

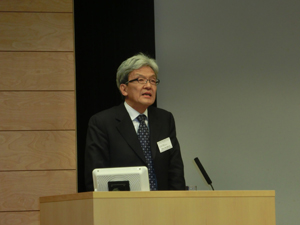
left=157, top=137, right=173, bottom=153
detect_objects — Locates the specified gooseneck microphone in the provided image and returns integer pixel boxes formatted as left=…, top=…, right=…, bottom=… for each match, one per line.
left=194, top=157, right=214, bottom=190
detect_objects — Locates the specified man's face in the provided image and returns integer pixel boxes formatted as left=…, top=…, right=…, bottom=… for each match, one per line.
left=120, top=66, right=157, bottom=113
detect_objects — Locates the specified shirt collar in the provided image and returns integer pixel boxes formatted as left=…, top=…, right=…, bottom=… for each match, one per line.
left=124, top=101, right=148, bottom=121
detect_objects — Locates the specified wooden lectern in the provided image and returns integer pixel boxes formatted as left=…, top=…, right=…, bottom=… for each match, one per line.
left=40, top=190, right=276, bottom=225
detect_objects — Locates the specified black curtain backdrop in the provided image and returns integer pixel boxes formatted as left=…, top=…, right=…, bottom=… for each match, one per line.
left=74, top=1, right=156, bottom=192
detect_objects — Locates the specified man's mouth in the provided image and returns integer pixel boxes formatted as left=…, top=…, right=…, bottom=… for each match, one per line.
left=142, top=92, right=152, bottom=97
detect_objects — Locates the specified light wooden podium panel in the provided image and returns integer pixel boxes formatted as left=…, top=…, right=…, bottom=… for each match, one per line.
left=40, top=190, right=276, bottom=225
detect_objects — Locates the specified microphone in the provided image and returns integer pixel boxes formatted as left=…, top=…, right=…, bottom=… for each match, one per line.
left=194, top=157, right=214, bottom=190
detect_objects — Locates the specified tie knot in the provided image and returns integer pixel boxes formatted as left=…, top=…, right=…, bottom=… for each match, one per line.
left=137, top=114, right=147, bottom=123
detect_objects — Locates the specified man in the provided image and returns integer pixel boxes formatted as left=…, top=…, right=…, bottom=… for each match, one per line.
left=85, top=53, right=185, bottom=191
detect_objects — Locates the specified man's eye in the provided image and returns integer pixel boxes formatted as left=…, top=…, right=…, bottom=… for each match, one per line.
left=138, top=78, right=146, bottom=82
left=150, top=79, right=156, bottom=83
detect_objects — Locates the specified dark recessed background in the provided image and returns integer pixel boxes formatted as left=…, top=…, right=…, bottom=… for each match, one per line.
left=74, top=0, right=156, bottom=192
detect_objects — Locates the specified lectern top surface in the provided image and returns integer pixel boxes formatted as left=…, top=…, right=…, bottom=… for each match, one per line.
left=40, top=190, right=275, bottom=203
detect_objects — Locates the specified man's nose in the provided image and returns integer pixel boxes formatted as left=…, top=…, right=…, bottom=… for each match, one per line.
left=144, top=80, right=152, bottom=88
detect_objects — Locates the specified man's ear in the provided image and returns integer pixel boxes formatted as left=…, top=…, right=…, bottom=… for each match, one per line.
left=119, top=84, right=128, bottom=97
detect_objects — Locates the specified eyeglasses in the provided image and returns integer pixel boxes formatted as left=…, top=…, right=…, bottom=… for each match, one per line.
left=125, top=77, right=160, bottom=86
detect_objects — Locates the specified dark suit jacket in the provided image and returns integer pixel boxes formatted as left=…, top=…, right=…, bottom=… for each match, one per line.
left=84, top=103, right=185, bottom=191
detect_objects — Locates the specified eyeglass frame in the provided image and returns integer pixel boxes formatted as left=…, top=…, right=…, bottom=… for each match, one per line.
left=125, top=76, right=160, bottom=86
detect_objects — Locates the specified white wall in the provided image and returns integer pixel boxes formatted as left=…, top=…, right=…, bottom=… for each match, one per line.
left=154, top=1, right=300, bottom=224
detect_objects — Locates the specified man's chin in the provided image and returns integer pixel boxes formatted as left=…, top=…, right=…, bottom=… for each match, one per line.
left=142, top=98, right=155, bottom=106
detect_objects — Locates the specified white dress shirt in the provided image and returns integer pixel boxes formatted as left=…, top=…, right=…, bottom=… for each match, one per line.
left=124, top=101, right=149, bottom=133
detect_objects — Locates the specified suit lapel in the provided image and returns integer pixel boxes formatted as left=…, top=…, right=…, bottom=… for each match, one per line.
left=115, top=104, right=147, bottom=165
left=148, top=106, right=162, bottom=159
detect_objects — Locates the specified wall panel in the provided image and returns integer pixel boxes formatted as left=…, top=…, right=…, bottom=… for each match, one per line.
left=0, top=131, right=76, bottom=171
left=0, top=52, right=75, bottom=91
left=0, top=13, right=73, bottom=51
left=0, top=171, right=76, bottom=211
left=0, top=92, right=75, bottom=130
left=0, top=0, right=76, bottom=224
left=0, top=212, right=39, bottom=225
left=0, top=0, right=72, bottom=12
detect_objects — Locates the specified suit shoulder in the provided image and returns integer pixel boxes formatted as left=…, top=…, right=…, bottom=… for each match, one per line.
left=149, top=106, right=174, bottom=118
left=89, top=105, right=121, bottom=123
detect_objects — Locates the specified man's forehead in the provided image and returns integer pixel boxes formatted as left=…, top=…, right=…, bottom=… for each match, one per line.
left=129, top=70, right=156, bottom=78
left=134, top=73, right=156, bottom=77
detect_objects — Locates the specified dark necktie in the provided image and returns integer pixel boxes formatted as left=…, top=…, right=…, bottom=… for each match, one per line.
left=137, top=114, right=157, bottom=190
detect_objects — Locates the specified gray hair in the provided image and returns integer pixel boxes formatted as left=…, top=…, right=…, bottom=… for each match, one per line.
left=116, top=53, right=159, bottom=88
